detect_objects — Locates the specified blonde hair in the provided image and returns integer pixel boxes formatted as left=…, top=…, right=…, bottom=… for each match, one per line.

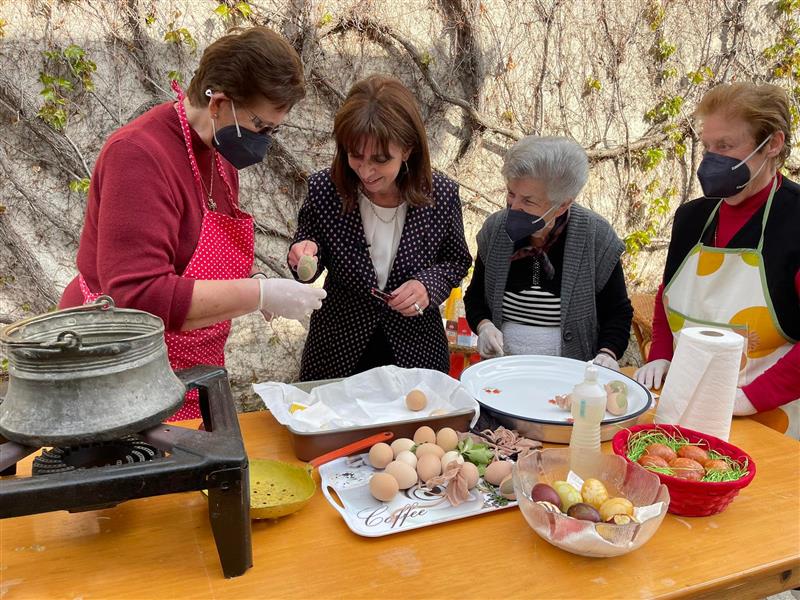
left=695, top=83, right=792, bottom=167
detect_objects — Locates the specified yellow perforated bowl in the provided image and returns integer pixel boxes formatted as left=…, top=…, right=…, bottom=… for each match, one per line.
left=248, top=459, right=317, bottom=519
left=202, top=459, right=315, bottom=520
left=204, top=432, right=394, bottom=519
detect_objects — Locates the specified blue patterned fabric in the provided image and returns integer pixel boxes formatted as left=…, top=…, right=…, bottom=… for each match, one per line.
left=291, top=169, right=472, bottom=381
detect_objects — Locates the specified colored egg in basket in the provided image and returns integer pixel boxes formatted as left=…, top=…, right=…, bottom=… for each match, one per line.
left=611, top=424, right=756, bottom=517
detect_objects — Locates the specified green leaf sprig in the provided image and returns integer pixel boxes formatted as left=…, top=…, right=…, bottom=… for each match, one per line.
left=457, top=438, right=493, bottom=475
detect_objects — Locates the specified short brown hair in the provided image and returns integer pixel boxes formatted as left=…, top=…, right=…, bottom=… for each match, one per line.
left=695, top=82, right=792, bottom=167
left=187, top=26, right=305, bottom=110
left=332, top=75, right=433, bottom=211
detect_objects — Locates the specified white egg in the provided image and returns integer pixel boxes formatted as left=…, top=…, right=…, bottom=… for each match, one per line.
left=441, top=450, right=464, bottom=471
left=390, top=438, right=415, bottom=457
left=395, top=450, right=418, bottom=469
left=384, top=460, right=418, bottom=489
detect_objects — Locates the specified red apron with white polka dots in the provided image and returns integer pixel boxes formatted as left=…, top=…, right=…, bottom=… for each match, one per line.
left=79, top=82, right=254, bottom=421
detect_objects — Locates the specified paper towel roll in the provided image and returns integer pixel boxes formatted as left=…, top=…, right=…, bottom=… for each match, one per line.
left=655, top=327, right=744, bottom=441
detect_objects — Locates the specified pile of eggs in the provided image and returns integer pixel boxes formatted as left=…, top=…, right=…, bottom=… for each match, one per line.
left=530, top=478, right=636, bottom=524
left=367, top=426, right=515, bottom=502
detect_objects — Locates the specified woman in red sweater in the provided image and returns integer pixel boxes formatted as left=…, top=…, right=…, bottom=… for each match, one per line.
left=60, top=27, right=325, bottom=420
left=635, top=83, right=800, bottom=438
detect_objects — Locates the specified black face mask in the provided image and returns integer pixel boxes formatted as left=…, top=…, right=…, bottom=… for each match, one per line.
left=210, top=96, right=272, bottom=170
left=213, top=124, right=272, bottom=170
left=696, top=134, right=772, bottom=199
left=504, top=205, right=557, bottom=249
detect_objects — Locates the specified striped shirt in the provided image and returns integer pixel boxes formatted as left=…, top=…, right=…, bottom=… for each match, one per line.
left=502, top=286, right=561, bottom=326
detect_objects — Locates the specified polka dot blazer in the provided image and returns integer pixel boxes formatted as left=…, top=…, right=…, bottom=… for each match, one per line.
left=291, top=169, right=472, bottom=381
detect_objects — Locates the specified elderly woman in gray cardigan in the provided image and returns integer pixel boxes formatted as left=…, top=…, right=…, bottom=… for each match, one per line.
left=464, top=136, right=633, bottom=369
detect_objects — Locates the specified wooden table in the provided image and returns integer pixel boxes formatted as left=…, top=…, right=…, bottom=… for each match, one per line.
left=1, top=413, right=798, bottom=599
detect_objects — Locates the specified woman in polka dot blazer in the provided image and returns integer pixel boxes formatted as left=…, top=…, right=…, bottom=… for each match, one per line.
left=288, top=75, right=472, bottom=381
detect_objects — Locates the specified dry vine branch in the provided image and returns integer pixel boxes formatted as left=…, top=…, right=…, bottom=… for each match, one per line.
left=334, top=15, right=521, bottom=141
left=0, top=148, right=79, bottom=245
left=0, top=214, right=60, bottom=312
left=0, top=74, right=92, bottom=180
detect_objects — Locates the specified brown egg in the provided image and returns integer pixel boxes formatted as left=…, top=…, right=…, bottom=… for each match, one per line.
left=638, top=454, right=670, bottom=470
left=415, top=442, right=445, bottom=459
left=406, top=389, right=428, bottom=411
left=436, top=427, right=459, bottom=452
left=368, top=443, right=394, bottom=469
left=385, top=460, right=418, bottom=489
left=669, top=457, right=704, bottom=480
left=484, top=461, right=514, bottom=486
left=677, top=444, right=710, bottom=466
left=390, top=438, right=415, bottom=457
left=704, top=459, right=730, bottom=473
left=645, top=443, right=677, bottom=463
left=413, top=426, right=436, bottom=445
left=461, top=462, right=480, bottom=489
left=416, top=453, right=442, bottom=482
left=369, top=473, right=399, bottom=502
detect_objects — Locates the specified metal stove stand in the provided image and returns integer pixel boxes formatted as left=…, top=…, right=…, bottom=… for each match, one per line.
left=0, top=366, right=252, bottom=578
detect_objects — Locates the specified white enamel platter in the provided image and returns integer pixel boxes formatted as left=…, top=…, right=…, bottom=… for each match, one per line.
left=460, top=355, right=653, bottom=444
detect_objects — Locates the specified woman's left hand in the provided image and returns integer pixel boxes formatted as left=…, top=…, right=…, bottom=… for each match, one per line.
left=388, top=279, right=429, bottom=317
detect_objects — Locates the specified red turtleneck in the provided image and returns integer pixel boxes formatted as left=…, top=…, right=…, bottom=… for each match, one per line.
left=649, top=174, right=800, bottom=412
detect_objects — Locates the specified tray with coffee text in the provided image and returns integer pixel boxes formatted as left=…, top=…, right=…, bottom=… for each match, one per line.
left=318, top=454, right=517, bottom=537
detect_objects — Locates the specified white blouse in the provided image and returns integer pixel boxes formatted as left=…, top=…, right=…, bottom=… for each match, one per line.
left=358, top=191, right=408, bottom=289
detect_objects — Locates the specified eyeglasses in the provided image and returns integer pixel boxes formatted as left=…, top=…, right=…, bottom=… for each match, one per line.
left=244, top=107, right=280, bottom=136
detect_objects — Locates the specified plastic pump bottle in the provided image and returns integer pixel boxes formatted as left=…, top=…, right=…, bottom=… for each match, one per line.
left=568, top=362, right=607, bottom=477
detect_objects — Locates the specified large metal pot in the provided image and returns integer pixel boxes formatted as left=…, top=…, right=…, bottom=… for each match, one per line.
left=0, top=296, right=185, bottom=446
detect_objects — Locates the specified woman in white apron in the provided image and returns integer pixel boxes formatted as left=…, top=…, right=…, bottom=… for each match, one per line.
left=636, top=83, right=800, bottom=438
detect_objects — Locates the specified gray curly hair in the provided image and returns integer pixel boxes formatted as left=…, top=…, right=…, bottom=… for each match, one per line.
left=501, top=136, right=589, bottom=206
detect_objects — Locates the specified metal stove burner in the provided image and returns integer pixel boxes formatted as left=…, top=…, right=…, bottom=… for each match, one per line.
left=32, top=436, right=161, bottom=476
left=0, top=366, right=252, bottom=578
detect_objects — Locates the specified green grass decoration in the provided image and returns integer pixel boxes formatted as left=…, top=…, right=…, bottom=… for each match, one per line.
left=625, top=427, right=749, bottom=482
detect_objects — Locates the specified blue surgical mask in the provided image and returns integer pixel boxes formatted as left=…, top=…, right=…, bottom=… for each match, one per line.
left=504, top=204, right=558, bottom=248
left=210, top=96, right=272, bottom=170
left=697, top=134, right=772, bottom=199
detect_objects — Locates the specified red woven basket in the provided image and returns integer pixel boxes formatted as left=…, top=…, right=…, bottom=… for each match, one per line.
left=611, top=424, right=756, bottom=517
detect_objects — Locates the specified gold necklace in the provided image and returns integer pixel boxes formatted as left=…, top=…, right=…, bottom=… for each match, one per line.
left=198, top=151, right=216, bottom=211
left=367, top=198, right=400, bottom=224
left=362, top=189, right=401, bottom=224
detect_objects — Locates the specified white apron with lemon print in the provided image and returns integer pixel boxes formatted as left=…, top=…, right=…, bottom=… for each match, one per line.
left=663, top=178, right=799, bottom=439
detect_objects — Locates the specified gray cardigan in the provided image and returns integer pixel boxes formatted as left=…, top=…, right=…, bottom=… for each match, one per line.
left=476, top=204, right=624, bottom=361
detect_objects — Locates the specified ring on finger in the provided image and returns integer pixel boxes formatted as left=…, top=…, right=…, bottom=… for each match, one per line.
left=413, top=302, right=423, bottom=316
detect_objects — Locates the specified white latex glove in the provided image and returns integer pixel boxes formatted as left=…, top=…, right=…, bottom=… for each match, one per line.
left=259, top=278, right=326, bottom=321
left=477, top=321, right=504, bottom=358
left=733, top=388, right=757, bottom=416
left=634, top=359, right=671, bottom=390
left=592, top=352, right=620, bottom=372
